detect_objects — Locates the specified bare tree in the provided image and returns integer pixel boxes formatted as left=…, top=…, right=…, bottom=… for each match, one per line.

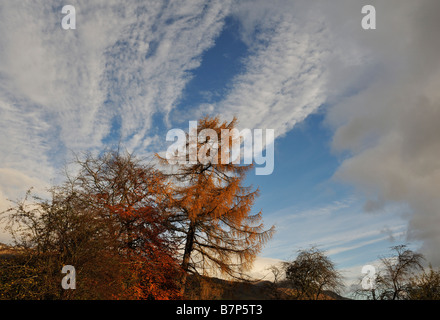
left=283, top=247, right=344, bottom=300
left=265, top=264, right=284, bottom=299
left=355, top=245, right=425, bottom=300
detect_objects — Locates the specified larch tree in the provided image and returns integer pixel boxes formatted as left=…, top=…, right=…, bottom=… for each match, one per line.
left=157, top=116, right=275, bottom=294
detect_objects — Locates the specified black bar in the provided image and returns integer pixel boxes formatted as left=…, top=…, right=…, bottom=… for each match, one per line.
left=1, top=300, right=440, bottom=318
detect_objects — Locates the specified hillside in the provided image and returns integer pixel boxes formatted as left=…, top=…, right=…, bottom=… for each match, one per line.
left=0, top=242, right=18, bottom=258
left=184, top=275, right=350, bottom=300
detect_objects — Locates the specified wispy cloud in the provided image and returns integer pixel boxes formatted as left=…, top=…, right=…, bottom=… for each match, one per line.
left=261, top=197, right=409, bottom=263
left=213, top=1, right=329, bottom=139
left=325, top=231, right=405, bottom=256
left=0, top=0, right=232, bottom=216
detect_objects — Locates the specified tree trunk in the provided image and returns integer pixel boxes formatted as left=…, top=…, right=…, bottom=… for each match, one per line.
left=180, top=221, right=196, bottom=296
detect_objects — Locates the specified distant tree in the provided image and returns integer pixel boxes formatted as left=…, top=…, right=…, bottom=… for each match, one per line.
left=355, top=245, right=425, bottom=300
left=266, top=264, right=284, bottom=299
left=283, top=247, right=344, bottom=300
left=267, top=264, right=283, bottom=284
left=157, top=116, right=275, bottom=295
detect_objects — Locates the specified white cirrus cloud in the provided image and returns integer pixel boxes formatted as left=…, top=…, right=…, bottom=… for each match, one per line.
left=215, top=0, right=330, bottom=139
left=0, top=0, right=232, bottom=241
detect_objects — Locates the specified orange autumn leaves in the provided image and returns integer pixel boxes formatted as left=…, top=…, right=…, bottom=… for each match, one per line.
left=157, top=116, right=275, bottom=293
left=74, top=151, right=182, bottom=300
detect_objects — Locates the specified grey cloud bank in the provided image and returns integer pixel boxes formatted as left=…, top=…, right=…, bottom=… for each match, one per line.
left=322, top=0, right=440, bottom=265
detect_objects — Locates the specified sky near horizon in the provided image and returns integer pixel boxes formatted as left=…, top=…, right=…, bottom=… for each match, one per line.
left=1, top=0, right=440, bottom=291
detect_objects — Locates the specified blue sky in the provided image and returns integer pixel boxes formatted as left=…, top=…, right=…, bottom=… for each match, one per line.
left=1, top=0, right=440, bottom=292
left=245, top=111, right=412, bottom=282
